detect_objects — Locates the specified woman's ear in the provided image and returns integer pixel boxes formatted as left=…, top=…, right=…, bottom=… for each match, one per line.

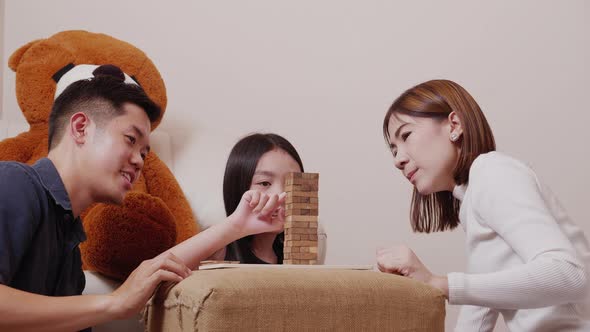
left=69, top=112, right=91, bottom=145
left=448, top=111, right=463, bottom=142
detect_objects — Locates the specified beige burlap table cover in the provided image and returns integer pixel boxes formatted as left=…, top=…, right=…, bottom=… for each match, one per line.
left=145, top=267, right=445, bottom=331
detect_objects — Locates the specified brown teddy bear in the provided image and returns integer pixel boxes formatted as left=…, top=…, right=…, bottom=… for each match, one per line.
left=1, top=30, right=199, bottom=280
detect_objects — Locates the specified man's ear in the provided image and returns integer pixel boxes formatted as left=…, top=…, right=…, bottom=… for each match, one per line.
left=448, top=111, right=463, bottom=140
left=69, top=112, right=91, bottom=145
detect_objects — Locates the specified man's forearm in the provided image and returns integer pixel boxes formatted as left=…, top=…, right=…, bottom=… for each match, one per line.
left=0, top=284, right=116, bottom=332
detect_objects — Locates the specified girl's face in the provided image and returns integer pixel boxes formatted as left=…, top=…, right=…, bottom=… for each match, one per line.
left=250, top=148, right=302, bottom=195
left=387, top=112, right=460, bottom=195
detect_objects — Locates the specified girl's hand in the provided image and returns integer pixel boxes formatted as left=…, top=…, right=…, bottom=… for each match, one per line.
left=228, top=190, right=287, bottom=237
left=376, top=245, right=448, bottom=297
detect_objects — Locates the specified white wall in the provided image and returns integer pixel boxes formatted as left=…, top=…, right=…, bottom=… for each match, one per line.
left=2, top=1, right=589, bottom=331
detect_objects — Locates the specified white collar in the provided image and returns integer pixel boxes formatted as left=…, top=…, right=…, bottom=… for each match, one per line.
left=452, top=184, right=467, bottom=201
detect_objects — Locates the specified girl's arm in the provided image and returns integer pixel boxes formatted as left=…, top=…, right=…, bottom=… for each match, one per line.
left=165, top=190, right=285, bottom=269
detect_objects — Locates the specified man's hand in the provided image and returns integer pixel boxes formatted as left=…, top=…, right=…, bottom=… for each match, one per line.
left=109, top=251, right=192, bottom=319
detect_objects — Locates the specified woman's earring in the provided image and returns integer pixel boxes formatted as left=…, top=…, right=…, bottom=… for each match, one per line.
left=450, top=133, right=458, bottom=141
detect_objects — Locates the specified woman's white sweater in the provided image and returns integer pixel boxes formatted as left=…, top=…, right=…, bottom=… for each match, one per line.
left=448, top=152, right=590, bottom=331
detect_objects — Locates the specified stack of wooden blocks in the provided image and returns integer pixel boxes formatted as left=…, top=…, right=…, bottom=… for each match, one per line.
left=283, top=172, right=319, bottom=265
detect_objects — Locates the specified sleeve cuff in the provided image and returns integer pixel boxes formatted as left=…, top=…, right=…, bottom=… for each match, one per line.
left=448, top=272, right=467, bottom=305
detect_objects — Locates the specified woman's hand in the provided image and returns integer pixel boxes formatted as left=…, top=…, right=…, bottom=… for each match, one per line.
left=228, top=190, right=287, bottom=237
left=376, top=245, right=448, bottom=297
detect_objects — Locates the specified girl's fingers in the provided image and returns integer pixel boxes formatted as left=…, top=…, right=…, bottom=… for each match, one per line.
left=277, top=192, right=287, bottom=204
left=247, top=191, right=261, bottom=208
left=253, top=193, right=270, bottom=213
left=260, top=194, right=279, bottom=216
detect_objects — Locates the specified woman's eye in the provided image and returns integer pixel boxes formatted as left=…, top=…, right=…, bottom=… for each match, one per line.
left=126, top=135, right=136, bottom=144
left=401, top=132, right=411, bottom=141
left=258, top=181, right=271, bottom=187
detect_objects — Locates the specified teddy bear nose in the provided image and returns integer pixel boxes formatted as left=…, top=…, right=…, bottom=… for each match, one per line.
left=92, top=64, right=125, bottom=82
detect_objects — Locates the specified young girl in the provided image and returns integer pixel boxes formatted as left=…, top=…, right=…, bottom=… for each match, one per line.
left=377, top=79, right=590, bottom=331
left=210, top=133, right=304, bottom=264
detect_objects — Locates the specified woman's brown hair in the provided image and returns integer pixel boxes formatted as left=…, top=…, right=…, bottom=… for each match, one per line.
left=383, top=79, right=496, bottom=232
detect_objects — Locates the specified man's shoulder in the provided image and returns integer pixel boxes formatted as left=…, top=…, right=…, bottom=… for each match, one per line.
left=0, top=161, right=43, bottom=195
left=0, top=160, right=35, bottom=174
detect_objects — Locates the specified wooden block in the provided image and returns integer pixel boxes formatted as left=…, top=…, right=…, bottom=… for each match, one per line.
left=302, top=173, right=319, bottom=179
left=286, top=216, right=318, bottom=222
left=288, top=227, right=309, bottom=235
left=291, top=252, right=317, bottom=260
left=284, top=252, right=291, bottom=259
left=305, top=228, right=317, bottom=234
left=284, top=233, right=301, bottom=241
left=285, top=209, right=318, bottom=217
left=285, top=178, right=318, bottom=186
left=283, top=259, right=295, bottom=264
left=308, top=260, right=318, bottom=265
left=286, top=203, right=319, bottom=210
left=284, top=219, right=318, bottom=229
left=288, top=191, right=319, bottom=198
left=285, top=221, right=318, bottom=230
left=310, top=197, right=318, bottom=204
left=307, top=234, right=318, bottom=241
left=286, top=172, right=319, bottom=181
left=284, top=221, right=308, bottom=229
left=283, top=246, right=300, bottom=253
left=285, top=184, right=319, bottom=193
left=286, top=240, right=318, bottom=247
left=285, top=196, right=311, bottom=204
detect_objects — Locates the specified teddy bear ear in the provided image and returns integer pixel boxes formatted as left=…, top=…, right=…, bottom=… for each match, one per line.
left=8, top=39, right=42, bottom=71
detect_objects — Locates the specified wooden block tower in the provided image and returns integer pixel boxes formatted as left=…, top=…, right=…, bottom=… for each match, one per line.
left=283, top=172, right=319, bottom=265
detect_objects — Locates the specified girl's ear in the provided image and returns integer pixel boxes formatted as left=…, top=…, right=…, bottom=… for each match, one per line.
left=448, top=111, right=463, bottom=142
left=69, top=112, right=91, bottom=145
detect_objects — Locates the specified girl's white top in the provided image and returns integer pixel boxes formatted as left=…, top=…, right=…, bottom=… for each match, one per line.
left=449, top=152, right=590, bottom=332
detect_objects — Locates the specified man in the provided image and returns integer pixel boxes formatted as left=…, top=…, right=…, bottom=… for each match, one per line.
left=0, top=65, right=286, bottom=331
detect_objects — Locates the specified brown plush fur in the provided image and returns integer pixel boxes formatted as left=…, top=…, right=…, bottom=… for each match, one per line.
left=1, top=30, right=199, bottom=280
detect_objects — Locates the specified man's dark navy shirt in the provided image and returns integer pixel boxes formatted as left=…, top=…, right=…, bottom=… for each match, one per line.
left=0, top=158, right=87, bottom=299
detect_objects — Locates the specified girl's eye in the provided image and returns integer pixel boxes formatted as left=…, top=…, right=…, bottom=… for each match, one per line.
left=258, top=181, right=271, bottom=187
left=126, top=135, right=136, bottom=144
left=140, top=152, right=147, bottom=161
left=401, top=132, right=411, bottom=142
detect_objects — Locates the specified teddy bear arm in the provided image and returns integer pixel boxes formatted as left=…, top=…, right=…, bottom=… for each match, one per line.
left=0, top=133, right=38, bottom=162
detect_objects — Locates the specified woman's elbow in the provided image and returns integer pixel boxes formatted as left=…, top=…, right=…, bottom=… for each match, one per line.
left=560, top=261, right=589, bottom=303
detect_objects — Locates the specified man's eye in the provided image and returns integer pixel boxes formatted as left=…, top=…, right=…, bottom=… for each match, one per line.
left=126, top=135, right=136, bottom=144
left=401, top=132, right=411, bottom=141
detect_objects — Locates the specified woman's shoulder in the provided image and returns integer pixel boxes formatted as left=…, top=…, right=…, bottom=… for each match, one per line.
left=469, top=151, right=535, bottom=180
left=467, top=151, right=542, bottom=202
